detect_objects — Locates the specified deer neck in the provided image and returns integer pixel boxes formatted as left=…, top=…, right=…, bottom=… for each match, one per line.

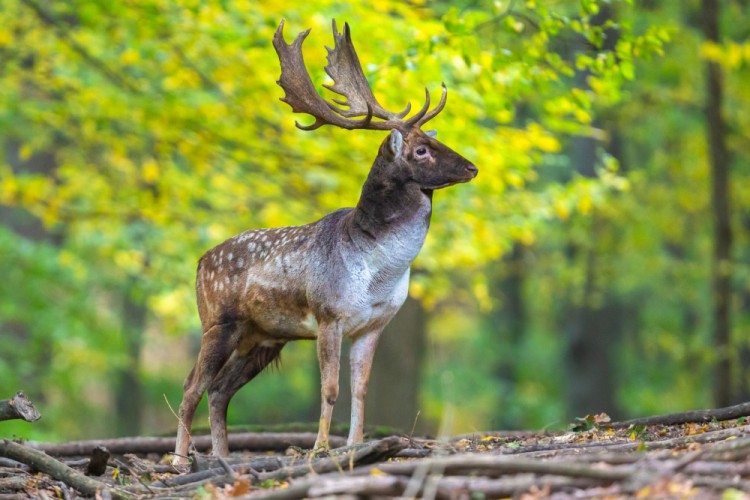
left=346, top=162, right=433, bottom=266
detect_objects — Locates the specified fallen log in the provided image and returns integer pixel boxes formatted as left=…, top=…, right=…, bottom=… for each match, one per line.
left=0, top=392, right=40, bottom=423
left=306, top=474, right=599, bottom=499
left=358, top=453, right=634, bottom=482
left=0, top=439, right=131, bottom=499
left=609, top=401, right=750, bottom=428
left=28, top=431, right=345, bottom=456
left=501, top=425, right=750, bottom=459
left=249, top=469, right=600, bottom=499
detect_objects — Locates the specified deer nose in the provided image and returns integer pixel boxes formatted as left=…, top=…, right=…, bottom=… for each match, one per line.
left=465, top=163, right=478, bottom=177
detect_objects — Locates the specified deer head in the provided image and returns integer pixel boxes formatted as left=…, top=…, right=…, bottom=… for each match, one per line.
left=273, top=20, right=478, bottom=191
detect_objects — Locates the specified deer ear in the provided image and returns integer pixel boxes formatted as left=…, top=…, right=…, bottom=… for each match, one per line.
left=385, top=129, right=403, bottom=162
left=425, top=129, right=437, bottom=139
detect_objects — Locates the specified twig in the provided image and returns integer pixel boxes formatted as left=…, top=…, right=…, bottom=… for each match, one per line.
left=163, top=393, right=195, bottom=460
left=216, top=456, right=236, bottom=482
left=258, top=437, right=408, bottom=483
left=150, top=456, right=284, bottom=488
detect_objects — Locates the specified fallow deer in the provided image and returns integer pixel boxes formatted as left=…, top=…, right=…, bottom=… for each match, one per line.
left=173, top=19, right=477, bottom=464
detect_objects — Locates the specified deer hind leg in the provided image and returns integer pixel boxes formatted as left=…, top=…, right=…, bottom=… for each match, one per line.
left=173, top=322, right=238, bottom=465
left=206, top=342, right=285, bottom=457
left=314, top=320, right=343, bottom=449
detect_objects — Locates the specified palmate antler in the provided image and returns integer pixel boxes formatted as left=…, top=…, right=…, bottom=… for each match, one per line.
left=273, top=19, right=447, bottom=132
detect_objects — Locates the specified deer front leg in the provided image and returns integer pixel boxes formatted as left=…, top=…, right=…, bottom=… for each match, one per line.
left=347, top=329, right=382, bottom=445
left=314, top=321, right=343, bottom=449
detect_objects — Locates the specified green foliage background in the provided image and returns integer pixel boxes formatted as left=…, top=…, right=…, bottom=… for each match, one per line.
left=1, top=0, right=748, bottom=440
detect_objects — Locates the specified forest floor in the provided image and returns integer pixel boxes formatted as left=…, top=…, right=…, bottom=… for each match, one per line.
left=2, top=404, right=750, bottom=499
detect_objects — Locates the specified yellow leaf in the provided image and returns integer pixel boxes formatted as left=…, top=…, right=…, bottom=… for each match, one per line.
left=120, top=48, right=140, bottom=65
left=0, top=28, right=12, bottom=47
left=505, top=171, right=525, bottom=189
left=518, top=228, right=535, bottom=246
left=142, top=158, right=159, bottom=182
left=575, top=108, right=592, bottom=124
left=409, top=281, right=425, bottom=299
left=536, top=134, right=561, bottom=152
left=578, top=194, right=593, bottom=215
left=19, top=144, right=32, bottom=161
left=370, top=468, right=385, bottom=476
left=555, top=200, right=570, bottom=220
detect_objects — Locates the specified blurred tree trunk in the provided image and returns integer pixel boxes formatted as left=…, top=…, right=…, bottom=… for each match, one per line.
left=565, top=144, right=622, bottom=419
left=1, top=143, right=60, bottom=405
left=488, top=244, right=527, bottom=429
left=738, top=277, right=750, bottom=401
left=702, top=0, right=733, bottom=407
left=334, top=296, right=426, bottom=436
left=564, top=5, right=623, bottom=419
left=114, top=287, right=147, bottom=436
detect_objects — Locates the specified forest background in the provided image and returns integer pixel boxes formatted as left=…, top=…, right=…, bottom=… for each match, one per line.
left=1, top=0, right=748, bottom=443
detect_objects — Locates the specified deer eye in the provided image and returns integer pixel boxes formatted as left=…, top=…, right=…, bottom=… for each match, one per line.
left=415, top=147, right=428, bottom=157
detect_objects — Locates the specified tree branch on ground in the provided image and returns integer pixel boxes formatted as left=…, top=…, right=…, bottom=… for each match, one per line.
left=609, top=401, right=750, bottom=428
left=0, top=392, right=41, bottom=423
left=0, top=439, right=132, bottom=499
left=29, top=432, right=345, bottom=457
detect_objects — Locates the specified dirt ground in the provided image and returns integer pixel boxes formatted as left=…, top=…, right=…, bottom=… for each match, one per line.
left=2, top=412, right=750, bottom=499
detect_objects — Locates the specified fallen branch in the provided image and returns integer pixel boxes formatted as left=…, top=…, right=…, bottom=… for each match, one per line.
left=609, top=401, right=750, bottom=428
left=151, top=456, right=285, bottom=488
left=249, top=470, right=601, bottom=499
left=502, top=425, right=750, bottom=459
left=154, top=437, right=407, bottom=492
left=258, top=436, right=408, bottom=483
left=360, top=453, right=633, bottom=482
left=0, top=475, right=30, bottom=493
left=154, top=436, right=407, bottom=494
left=29, top=432, right=345, bottom=456
left=0, top=439, right=132, bottom=499
left=306, top=474, right=599, bottom=499
left=0, top=392, right=41, bottom=423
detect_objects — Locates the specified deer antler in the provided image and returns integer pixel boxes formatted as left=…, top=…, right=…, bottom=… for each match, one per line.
left=273, top=19, right=446, bottom=131
left=323, top=20, right=411, bottom=121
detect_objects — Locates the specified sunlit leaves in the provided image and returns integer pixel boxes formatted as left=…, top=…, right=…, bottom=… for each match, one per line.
left=0, top=0, right=673, bottom=437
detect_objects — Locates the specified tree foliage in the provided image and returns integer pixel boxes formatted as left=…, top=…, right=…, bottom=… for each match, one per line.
left=8, top=0, right=745, bottom=440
